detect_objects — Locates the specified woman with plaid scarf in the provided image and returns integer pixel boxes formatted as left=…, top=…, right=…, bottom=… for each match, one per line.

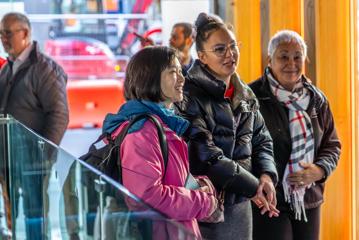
left=250, top=30, right=341, bottom=240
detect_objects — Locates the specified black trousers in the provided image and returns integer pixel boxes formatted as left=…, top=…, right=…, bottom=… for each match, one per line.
left=252, top=203, right=320, bottom=240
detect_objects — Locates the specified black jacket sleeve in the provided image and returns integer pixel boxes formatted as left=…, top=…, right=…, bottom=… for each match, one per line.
left=251, top=110, right=278, bottom=185
left=176, top=96, right=259, bottom=198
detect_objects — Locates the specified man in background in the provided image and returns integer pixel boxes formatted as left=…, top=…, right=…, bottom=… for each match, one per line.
left=169, top=22, right=194, bottom=76
left=0, top=12, right=70, bottom=239
left=0, top=12, right=69, bottom=145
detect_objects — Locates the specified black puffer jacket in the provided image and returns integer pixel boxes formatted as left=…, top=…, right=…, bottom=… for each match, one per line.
left=249, top=69, right=341, bottom=209
left=176, top=60, right=278, bottom=205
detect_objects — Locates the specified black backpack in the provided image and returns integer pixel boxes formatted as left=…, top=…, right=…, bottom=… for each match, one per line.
left=80, top=113, right=168, bottom=183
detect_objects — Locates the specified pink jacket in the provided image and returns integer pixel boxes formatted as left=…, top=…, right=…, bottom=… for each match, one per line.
left=112, top=118, right=215, bottom=239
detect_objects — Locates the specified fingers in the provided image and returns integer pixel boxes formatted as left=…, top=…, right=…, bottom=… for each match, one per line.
left=199, top=186, right=210, bottom=193
left=268, top=204, right=280, bottom=218
left=257, top=195, right=270, bottom=214
left=287, top=172, right=307, bottom=186
left=299, top=161, right=310, bottom=168
left=272, top=192, right=277, bottom=207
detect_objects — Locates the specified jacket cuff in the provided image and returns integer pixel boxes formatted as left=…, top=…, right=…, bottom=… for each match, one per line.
left=314, top=162, right=329, bottom=183
left=261, top=171, right=278, bottom=186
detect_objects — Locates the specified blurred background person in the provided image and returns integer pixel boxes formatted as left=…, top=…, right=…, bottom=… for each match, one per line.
left=0, top=12, right=68, bottom=145
left=250, top=30, right=341, bottom=240
left=176, top=12, right=279, bottom=240
left=0, top=12, right=69, bottom=239
left=169, top=22, right=194, bottom=76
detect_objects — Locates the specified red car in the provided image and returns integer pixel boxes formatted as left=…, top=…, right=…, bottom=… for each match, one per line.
left=45, top=37, right=119, bottom=80
left=45, top=37, right=126, bottom=129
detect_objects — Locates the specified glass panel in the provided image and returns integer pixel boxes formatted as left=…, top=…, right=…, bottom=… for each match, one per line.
left=0, top=115, right=195, bottom=239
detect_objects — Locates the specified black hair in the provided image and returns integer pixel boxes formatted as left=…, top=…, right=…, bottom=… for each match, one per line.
left=124, top=46, right=177, bottom=102
left=194, top=12, right=233, bottom=51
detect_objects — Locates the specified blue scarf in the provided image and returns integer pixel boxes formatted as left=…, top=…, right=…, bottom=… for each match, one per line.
left=102, top=100, right=189, bottom=136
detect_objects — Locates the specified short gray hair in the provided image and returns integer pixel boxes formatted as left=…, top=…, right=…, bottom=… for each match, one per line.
left=2, top=12, right=31, bottom=30
left=268, top=30, right=307, bottom=59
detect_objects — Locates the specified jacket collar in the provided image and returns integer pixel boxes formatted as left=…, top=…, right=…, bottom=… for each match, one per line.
left=187, top=59, right=227, bottom=99
left=187, top=60, right=259, bottom=111
left=13, top=41, right=40, bottom=74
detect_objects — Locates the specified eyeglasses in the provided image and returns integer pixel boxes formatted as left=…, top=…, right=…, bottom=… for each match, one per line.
left=201, top=42, right=241, bottom=57
left=0, top=29, right=25, bottom=39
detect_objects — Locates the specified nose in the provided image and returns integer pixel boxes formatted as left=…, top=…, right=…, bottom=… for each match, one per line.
left=178, top=72, right=185, bottom=83
left=224, top=46, right=235, bottom=58
left=287, top=57, right=296, bottom=66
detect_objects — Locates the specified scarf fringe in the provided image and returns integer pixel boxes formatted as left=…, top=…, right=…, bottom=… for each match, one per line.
left=283, top=182, right=309, bottom=222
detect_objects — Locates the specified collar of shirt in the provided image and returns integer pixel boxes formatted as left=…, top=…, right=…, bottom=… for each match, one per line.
left=224, top=82, right=234, bottom=99
left=11, top=42, right=33, bottom=76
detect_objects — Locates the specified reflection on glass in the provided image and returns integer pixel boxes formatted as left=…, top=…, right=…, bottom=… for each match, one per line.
left=0, top=115, right=194, bottom=239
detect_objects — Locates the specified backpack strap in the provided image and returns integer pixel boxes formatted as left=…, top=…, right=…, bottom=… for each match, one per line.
left=114, top=113, right=168, bottom=180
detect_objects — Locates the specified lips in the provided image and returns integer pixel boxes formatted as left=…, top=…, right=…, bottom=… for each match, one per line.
left=223, top=60, right=236, bottom=68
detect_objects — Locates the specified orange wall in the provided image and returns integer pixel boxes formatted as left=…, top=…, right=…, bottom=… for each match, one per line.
left=234, top=0, right=356, bottom=239
left=315, top=0, right=356, bottom=239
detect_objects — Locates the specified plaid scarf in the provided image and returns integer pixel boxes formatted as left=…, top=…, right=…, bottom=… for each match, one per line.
left=267, top=71, right=314, bottom=222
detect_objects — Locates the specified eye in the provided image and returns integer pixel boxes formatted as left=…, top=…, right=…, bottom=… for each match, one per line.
left=294, top=55, right=303, bottom=61
left=213, top=45, right=226, bottom=55
left=279, top=55, right=289, bottom=60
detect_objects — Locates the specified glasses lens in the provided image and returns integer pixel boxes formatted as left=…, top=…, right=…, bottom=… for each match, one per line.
left=213, top=46, right=226, bottom=56
left=230, top=43, right=238, bottom=51
left=0, top=30, right=11, bottom=38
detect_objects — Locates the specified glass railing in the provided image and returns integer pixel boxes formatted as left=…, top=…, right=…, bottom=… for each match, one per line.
left=0, top=115, right=195, bottom=240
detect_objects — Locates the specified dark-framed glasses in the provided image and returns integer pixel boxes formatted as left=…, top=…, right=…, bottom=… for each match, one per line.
left=201, top=42, right=241, bottom=57
left=0, top=28, right=25, bottom=39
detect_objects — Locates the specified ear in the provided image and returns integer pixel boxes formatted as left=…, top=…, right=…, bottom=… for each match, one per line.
left=197, top=51, right=207, bottom=64
left=185, top=37, right=193, bottom=47
left=267, top=56, right=272, bottom=67
left=23, top=28, right=30, bottom=39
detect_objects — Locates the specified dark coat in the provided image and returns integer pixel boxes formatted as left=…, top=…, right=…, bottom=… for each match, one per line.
left=249, top=70, right=341, bottom=209
left=176, top=60, right=278, bottom=205
left=0, top=41, right=69, bottom=145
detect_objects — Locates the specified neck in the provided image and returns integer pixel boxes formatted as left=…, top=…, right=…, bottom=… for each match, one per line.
left=181, top=50, right=191, bottom=66
left=163, top=101, right=173, bottom=109
left=11, top=41, right=31, bottom=60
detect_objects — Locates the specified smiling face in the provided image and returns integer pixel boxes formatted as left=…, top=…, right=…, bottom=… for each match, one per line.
left=160, top=57, right=185, bottom=108
left=269, top=41, right=305, bottom=91
left=197, top=27, right=239, bottom=82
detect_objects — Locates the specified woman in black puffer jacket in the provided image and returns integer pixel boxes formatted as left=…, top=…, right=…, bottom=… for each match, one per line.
left=175, top=12, right=279, bottom=240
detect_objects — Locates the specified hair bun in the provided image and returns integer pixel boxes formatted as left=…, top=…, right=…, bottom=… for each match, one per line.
left=195, top=12, right=217, bottom=31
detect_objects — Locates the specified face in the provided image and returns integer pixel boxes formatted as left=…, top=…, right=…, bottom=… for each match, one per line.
left=169, top=26, right=187, bottom=51
left=269, top=41, right=305, bottom=91
left=0, top=17, right=30, bottom=59
left=198, top=27, right=239, bottom=81
left=160, top=57, right=185, bottom=108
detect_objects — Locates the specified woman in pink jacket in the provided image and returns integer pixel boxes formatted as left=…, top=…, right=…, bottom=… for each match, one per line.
left=102, top=46, right=218, bottom=239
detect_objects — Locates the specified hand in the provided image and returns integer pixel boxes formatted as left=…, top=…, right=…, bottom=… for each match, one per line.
left=287, top=162, right=325, bottom=187
left=197, top=176, right=216, bottom=195
left=258, top=174, right=277, bottom=207
left=251, top=194, right=279, bottom=218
